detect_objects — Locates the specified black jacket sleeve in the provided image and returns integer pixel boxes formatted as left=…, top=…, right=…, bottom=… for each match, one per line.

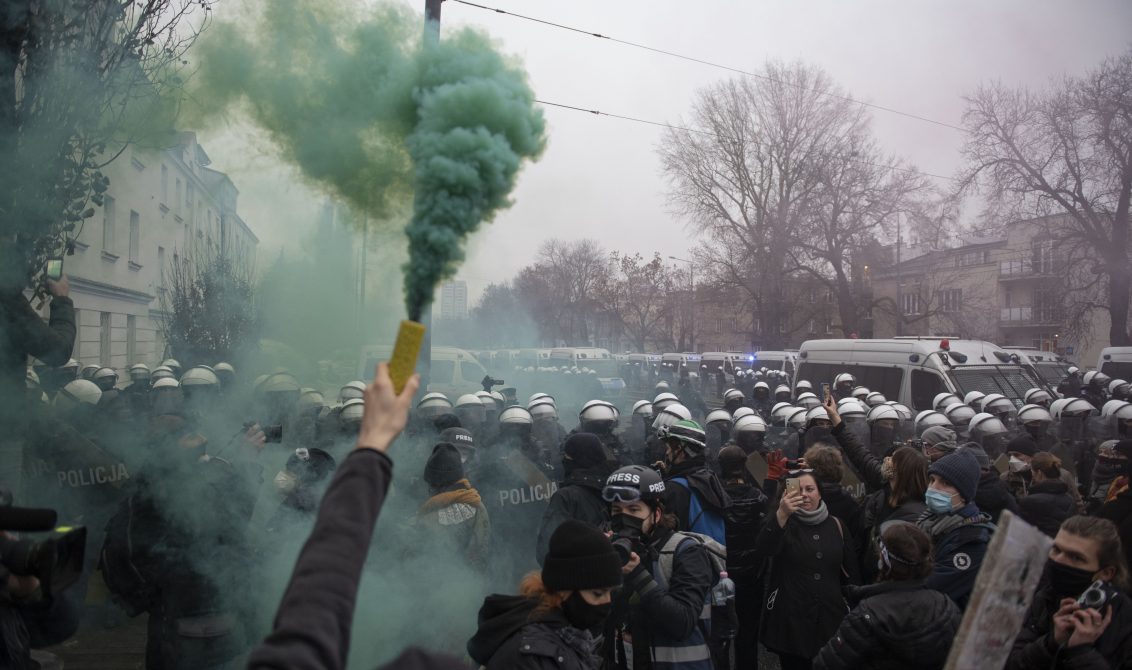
left=535, top=490, right=572, bottom=566
left=246, top=449, right=393, bottom=670
left=3, top=292, right=76, bottom=367
left=813, top=608, right=875, bottom=670
left=663, top=478, right=693, bottom=532
left=623, top=540, right=714, bottom=640
left=832, top=423, right=885, bottom=493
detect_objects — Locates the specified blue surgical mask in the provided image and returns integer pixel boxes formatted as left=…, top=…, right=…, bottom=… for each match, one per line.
left=925, top=488, right=955, bottom=514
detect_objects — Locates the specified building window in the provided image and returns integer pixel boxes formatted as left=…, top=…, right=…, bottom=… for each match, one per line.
left=100, top=312, right=111, bottom=367
left=187, top=182, right=195, bottom=221
left=1032, top=239, right=1057, bottom=275
left=161, top=164, right=168, bottom=203
left=825, top=318, right=834, bottom=335
left=901, top=293, right=922, bottom=316
left=158, top=246, right=165, bottom=286
left=958, top=249, right=990, bottom=267
left=126, top=315, right=136, bottom=363
left=175, top=178, right=182, bottom=214
left=129, top=211, right=140, bottom=263
left=936, top=289, right=962, bottom=313
left=102, top=196, right=116, bottom=252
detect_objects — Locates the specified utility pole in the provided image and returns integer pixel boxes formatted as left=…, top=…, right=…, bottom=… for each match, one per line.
left=669, top=255, right=695, bottom=351
left=895, top=212, right=903, bottom=336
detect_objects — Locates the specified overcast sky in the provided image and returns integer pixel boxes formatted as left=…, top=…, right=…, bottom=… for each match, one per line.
left=201, top=0, right=1131, bottom=306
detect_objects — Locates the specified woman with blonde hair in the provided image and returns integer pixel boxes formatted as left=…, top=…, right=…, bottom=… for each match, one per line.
left=468, top=520, right=622, bottom=669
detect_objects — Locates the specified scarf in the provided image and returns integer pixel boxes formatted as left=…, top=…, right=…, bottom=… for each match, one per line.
left=418, top=480, right=482, bottom=514
left=794, top=500, right=830, bottom=526
left=916, top=504, right=992, bottom=538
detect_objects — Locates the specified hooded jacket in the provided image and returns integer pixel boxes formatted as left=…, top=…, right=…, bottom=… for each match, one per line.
left=468, top=595, right=601, bottom=670
left=411, top=480, right=492, bottom=572
left=0, top=290, right=74, bottom=427
left=535, top=466, right=610, bottom=565
left=975, top=469, right=1020, bottom=524
left=1018, top=478, right=1076, bottom=538
left=662, top=457, right=731, bottom=536
left=813, top=580, right=962, bottom=670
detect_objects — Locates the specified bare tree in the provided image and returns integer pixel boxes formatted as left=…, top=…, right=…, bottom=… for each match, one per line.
left=959, top=49, right=1132, bottom=345
left=516, top=239, right=612, bottom=346
left=660, top=61, right=913, bottom=348
left=159, top=240, right=257, bottom=365
left=0, top=0, right=211, bottom=292
left=598, top=252, right=678, bottom=352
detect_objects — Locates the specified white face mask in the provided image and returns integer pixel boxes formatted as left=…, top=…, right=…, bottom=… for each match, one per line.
left=274, top=470, right=298, bottom=495
left=1008, top=456, right=1030, bottom=473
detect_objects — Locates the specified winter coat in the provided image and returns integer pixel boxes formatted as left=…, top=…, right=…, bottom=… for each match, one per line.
left=813, top=580, right=961, bottom=670
left=662, top=458, right=731, bottom=535
left=757, top=512, right=861, bottom=658
left=856, top=490, right=927, bottom=583
left=468, top=595, right=601, bottom=670
left=1018, top=478, right=1076, bottom=538
left=410, top=480, right=492, bottom=572
left=821, top=481, right=863, bottom=536
left=1006, top=587, right=1132, bottom=670
left=603, top=526, right=716, bottom=669
left=832, top=422, right=886, bottom=493
left=722, top=479, right=769, bottom=580
left=916, top=505, right=994, bottom=611
left=535, top=467, right=610, bottom=565
left=247, top=449, right=468, bottom=670
left=975, top=470, right=1020, bottom=524
left=1095, top=490, right=1132, bottom=575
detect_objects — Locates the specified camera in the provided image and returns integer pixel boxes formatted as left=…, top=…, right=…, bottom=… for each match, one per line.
left=0, top=505, right=86, bottom=597
left=1078, top=580, right=1120, bottom=611
left=245, top=422, right=284, bottom=444
left=480, top=375, right=504, bottom=392
left=610, top=532, right=637, bottom=566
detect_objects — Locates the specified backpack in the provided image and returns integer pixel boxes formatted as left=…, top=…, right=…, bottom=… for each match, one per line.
left=657, top=531, right=736, bottom=669
left=99, top=494, right=158, bottom=616
left=671, top=476, right=728, bottom=544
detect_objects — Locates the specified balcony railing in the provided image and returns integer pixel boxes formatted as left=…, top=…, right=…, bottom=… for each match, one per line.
left=1000, top=306, right=1062, bottom=325
left=999, top=256, right=1062, bottom=279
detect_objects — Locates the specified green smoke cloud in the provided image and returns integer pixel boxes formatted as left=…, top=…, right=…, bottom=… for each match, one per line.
left=186, top=0, right=545, bottom=320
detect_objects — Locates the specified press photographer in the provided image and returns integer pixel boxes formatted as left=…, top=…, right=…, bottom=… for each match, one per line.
left=1007, top=516, right=1132, bottom=668
left=0, top=500, right=84, bottom=668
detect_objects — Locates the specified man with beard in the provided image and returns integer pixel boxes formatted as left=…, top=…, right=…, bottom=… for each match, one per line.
left=1007, top=516, right=1132, bottom=669
left=535, top=433, right=611, bottom=565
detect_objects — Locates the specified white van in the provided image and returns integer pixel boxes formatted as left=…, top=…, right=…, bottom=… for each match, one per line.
left=515, top=348, right=553, bottom=370
left=549, top=347, right=627, bottom=397
left=660, top=353, right=703, bottom=380
left=358, top=344, right=488, bottom=398
left=700, top=352, right=745, bottom=385
left=1001, top=346, right=1071, bottom=392
left=1099, top=347, right=1132, bottom=380
left=751, top=351, right=797, bottom=378
left=795, top=337, right=1044, bottom=412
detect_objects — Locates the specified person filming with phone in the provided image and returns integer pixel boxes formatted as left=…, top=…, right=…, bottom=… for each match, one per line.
left=1008, top=515, right=1132, bottom=669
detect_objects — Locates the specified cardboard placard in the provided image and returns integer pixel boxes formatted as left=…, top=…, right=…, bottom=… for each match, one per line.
left=943, top=511, right=1052, bottom=670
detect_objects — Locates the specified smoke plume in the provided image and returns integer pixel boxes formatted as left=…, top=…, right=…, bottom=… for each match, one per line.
left=186, top=0, right=545, bottom=321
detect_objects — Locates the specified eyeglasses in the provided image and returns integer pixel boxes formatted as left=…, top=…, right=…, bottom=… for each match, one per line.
left=602, top=486, right=642, bottom=503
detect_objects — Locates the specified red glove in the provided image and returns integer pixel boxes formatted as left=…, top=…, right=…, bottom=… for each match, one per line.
left=766, top=449, right=788, bottom=480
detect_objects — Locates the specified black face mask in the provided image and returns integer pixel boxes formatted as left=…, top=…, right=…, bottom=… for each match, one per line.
left=561, top=591, right=611, bottom=630
left=611, top=512, right=647, bottom=539
left=1046, top=559, right=1097, bottom=600
left=1025, top=424, right=1045, bottom=440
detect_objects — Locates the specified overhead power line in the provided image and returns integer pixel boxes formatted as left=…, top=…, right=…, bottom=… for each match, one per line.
left=450, top=0, right=967, bottom=133
left=535, top=98, right=960, bottom=182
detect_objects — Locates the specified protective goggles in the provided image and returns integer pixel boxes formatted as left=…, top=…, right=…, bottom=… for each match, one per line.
left=602, top=485, right=643, bottom=503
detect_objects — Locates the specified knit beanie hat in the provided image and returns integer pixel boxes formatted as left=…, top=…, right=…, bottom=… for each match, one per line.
left=929, top=449, right=981, bottom=503
left=1006, top=435, right=1038, bottom=457
left=717, top=445, right=748, bottom=479
left=921, top=425, right=957, bottom=447
left=424, top=443, right=464, bottom=487
left=563, top=433, right=606, bottom=469
left=542, top=520, right=623, bottom=591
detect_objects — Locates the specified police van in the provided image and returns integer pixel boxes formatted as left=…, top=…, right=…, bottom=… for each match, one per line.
left=1099, top=347, right=1132, bottom=380
left=795, top=337, right=1044, bottom=412
left=751, top=350, right=797, bottom=377
left=358, top=344, right=488, bottom=398
left=1001, top=346, right=1071, bottom=392
left=549, top=347, right=627, bottom=398
left=660, top=352, right=703, bottom=382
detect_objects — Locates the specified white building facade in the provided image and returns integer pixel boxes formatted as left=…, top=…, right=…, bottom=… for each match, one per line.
left=65, top=132, right=258, bottom=374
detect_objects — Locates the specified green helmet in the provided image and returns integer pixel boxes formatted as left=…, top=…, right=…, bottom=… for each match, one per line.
left=658, top=419, right=706, bottom=453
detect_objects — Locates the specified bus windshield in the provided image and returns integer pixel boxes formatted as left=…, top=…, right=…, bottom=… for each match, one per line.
left=948, top=366, right=1044, bottom=407
left=1032, top=362, right=1071, bottom=385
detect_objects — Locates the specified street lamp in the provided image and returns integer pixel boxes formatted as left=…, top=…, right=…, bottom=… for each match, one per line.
left=669, top=255, right=695, bottom=351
